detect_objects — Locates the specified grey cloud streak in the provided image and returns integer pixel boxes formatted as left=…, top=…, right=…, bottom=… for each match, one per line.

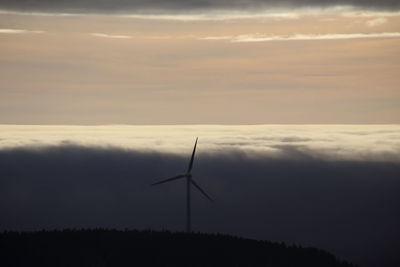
left=0, top=144, right=399, bottom=267
left=200, top=32, right=400, bottom=42
left=0, top=28, right=45, bottom=34
left=0, top=0, right=399, bottom=14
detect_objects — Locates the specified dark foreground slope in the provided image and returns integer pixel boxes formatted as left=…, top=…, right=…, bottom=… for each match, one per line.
left=0, top=229, right=355, bottom=267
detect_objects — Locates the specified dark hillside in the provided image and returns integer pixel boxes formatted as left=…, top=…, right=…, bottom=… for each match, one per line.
left=0, top=229, right=355, bottom=267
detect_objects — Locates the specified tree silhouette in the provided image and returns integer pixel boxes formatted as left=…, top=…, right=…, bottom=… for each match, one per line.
left=0, top=229, right=356, bottom=267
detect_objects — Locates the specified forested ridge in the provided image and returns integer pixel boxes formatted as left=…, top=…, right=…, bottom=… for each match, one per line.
left=0, top=229, right=356, bottom=267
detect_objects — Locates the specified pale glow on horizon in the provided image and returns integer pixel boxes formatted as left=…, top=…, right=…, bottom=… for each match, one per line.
left=1, top=125, right=399, bottom=162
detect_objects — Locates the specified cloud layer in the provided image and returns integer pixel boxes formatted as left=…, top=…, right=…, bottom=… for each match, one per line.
left=1, top=125, right=400, bottom=162
left=89, top=33, right=131, bottom=39
left=1, top=125, right=399, bottom=266
left=0, top=144, right=399, bottom=267
left=0, top=28, right=44, bottom=34
left=201, top=32, right=400, bottom=42
left=1, top=0, right=400, bottom=14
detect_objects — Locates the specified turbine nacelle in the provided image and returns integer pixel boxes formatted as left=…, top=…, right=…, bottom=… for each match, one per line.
left=151, top=138, right=212, bottom=201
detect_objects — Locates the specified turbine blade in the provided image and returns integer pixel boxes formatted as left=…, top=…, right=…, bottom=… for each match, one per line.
left=191, top=178, right=213, bottom=201
left=151, top=174, right=186, bottom=186
left=187, top=137, right=198, bottom=174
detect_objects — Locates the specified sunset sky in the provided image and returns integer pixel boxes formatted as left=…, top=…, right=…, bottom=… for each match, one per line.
left=1, top=0, right=400, bottom=124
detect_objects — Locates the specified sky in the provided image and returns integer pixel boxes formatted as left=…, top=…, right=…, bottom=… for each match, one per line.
left=1, top=0, right=400, bottom=123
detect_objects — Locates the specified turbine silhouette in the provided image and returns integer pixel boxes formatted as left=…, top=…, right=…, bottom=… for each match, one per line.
left=151, top=137, right=212, bottom=233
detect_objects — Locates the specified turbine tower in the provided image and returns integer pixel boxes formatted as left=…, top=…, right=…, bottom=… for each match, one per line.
left=151, top=137, right=212, bottom=233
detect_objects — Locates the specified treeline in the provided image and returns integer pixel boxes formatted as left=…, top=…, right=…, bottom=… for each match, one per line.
left=0, top=229, right=355, bottom=267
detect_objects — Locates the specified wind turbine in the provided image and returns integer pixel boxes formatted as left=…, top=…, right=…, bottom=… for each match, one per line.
left=151, top=137, right=212, bottom=233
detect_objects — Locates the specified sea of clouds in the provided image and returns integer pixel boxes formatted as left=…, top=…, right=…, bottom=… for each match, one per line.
left=1, top=124, right=400, bottom=161
left=1, top=125, right=399, bottom=267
